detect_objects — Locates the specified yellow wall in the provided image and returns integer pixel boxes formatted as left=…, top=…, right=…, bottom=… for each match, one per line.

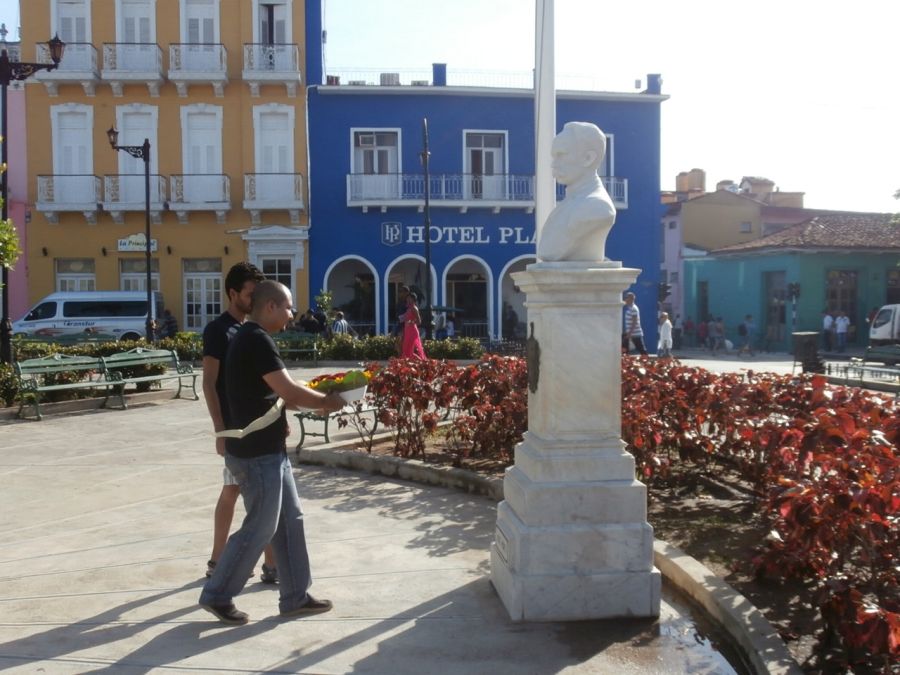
left=680, top=192, right=763, bottom=251
left=21, top=0, right=310, bottom=327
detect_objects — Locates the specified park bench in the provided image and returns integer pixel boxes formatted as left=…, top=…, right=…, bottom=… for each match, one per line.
left=102, top=348, right=199, bottom=409
left=14, top=353, right=111, bottom=420
left=274, top=332, right=320, bottom=365
left=293, top=406, right=377, bottom=448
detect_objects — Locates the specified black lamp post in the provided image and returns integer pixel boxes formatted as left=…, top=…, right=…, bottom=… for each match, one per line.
left=0, top=34, right=64, bottom=364
left=107, top=126, right=154, bottom=342
left=419, top=118, right=433, bottom=339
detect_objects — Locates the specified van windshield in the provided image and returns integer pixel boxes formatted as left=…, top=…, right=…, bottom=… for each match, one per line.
left=872, top=308, right=893, bottom=329
left=62, top=301, right=148, bottom=318
left=24, top=302, right=57, bottom=321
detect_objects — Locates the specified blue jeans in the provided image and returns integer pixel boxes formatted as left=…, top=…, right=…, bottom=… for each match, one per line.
left=199, top=451, right=313, bottom=614
left=837, top=332, right=847, bottom=352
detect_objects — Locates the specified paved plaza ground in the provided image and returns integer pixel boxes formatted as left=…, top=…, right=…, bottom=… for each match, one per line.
left=0, top=364, right=748, bottom=674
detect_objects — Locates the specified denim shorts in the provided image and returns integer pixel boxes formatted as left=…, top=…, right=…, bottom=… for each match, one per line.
left=222, top=466, right=239, bottom=487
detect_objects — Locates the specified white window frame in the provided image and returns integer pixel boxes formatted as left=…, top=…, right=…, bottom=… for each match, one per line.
left=115, top=0, right=158, bottom=43
left=461, top=129, right=508, bottom=177
left=50, top=103, right=94, bottom=177
left=601, top=133, right=615, bottom=177
left=259, top=257, right=293, bottom=291
left=52, top=0, right=92, bottom=43
left=183, top=261, right=222, bottom=332
left=180, top=103, right=223, bottom=173
left=116, top=103, right=159, bottom=174
left=119, top=258, right=160, bottom=291
left=252, top=102, right=295, bottom=173
left=179, top=0, right=220, bottom=43
left=251, top=0, right=293, bottom=43
left=56, top=258, right=96, bottom=291
left=349, top=127, right=401, bottom=175
left=740, top=221, right=753, bottom=233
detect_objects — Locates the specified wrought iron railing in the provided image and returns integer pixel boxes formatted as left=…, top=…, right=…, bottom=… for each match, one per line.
left=38, top=42, right=97, bottom=72
left=102, top=42, right=163, bottom=73
left=242, top=43, right=300, bottom=73
left=37, top=175, right=101, bottom=204
left=243, top=173, right=303, bottom=203
left=169, top=43, right=227, bottom=74
left=103, top=174, right=167, bottom=205
left=170, top=174, right=230, bottom=205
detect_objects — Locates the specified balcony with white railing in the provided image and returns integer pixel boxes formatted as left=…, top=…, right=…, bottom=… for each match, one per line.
left=34, top=42, right=99, bottom=95
left=168, top=43, right=228, bottom=97
left=102, top=174, right=167, bottom=224
left=169, top=174, right=231, bottom=224
left=101, top=43, right=164, bottom=96
left=36, top=175, right=102, bottom=224
left=243, top=173, right=304, bottom=225
left=242, top=43, right=301, bottom=97
left=347, top=173, right=629, bottom=212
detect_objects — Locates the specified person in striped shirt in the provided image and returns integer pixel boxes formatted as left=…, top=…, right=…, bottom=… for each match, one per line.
left=622, top=292, right=648, bottom=356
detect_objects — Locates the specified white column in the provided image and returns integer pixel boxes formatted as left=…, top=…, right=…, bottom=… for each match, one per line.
left=490, top=261, right=661, bottom=621
left=533, top=0, right=555, bottom=247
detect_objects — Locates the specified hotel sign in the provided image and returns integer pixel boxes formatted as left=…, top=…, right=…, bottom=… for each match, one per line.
left=117, top=233, right=158, bottom=253
left=381, top=223, right=535, bottom=246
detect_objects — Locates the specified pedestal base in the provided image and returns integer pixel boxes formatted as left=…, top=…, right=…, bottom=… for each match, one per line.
left=491, top=544, right=661, bottom=621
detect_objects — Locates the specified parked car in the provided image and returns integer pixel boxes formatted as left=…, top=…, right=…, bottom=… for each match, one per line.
left=867, top=303, right=900, bottom=364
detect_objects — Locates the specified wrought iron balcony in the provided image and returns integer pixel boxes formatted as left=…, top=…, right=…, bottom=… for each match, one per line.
left=102, top=174, right=167, bottom=224
left=169, top=174, right=231, bottom=224
left=241, top=43, right=301, bottom=97
left=168, top=43, right=228, bottom=97
left=101, top=43, right=164, bottom=96
left=34, top=42, right=99, bottom=95
left=35, top=175, right=101, bottom=224
left=346, top=173, right=628, bottom=212
left=243, top=173, right=304, bottom=225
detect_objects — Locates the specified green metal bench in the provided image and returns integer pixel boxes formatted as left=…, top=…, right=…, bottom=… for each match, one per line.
left=102, top=348, right=199, bottom=409
left=293, top=406, right=377, bottom=448
left=14, top=353, right=111, bottom=420
left=274, top=332, right=320, bottom=365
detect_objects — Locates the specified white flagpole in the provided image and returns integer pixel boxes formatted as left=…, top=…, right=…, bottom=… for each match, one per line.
left=534, top=0, right=556, bottom=253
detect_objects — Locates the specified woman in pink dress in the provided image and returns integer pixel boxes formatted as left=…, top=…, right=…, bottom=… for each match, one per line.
left=400, top=293, right=427, bottom=360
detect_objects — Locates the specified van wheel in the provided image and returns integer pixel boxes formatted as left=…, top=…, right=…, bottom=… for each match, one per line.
left=120, top=332, right=142, bottom=342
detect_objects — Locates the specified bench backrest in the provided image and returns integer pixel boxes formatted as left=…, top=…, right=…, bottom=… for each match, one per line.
left=102, top=348, right=178, bottom=370
left=15, top=353, right=103, bottom=378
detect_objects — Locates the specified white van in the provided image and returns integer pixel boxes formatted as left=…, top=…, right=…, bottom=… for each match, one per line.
left=869, top=304, right=900, bottom=346
left=12, top=291, right=164, bottom=342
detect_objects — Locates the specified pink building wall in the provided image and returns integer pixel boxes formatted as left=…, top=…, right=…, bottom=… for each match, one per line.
left=6, top=83, right=29, bottom=320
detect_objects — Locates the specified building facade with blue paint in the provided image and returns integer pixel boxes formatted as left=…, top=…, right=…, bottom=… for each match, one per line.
left=304, top=9, right=666, bottom=341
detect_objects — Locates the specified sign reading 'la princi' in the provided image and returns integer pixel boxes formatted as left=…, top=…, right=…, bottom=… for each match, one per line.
left=380, top=222, right=536, bottom=247
left=117, top=234, right=158, bottom=253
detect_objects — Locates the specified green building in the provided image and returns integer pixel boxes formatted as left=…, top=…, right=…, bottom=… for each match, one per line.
left=683, top=213, right=900, bottom=351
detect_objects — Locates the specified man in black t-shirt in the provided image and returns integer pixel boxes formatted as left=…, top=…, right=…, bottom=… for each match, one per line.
left=199, top=281, right=344, bottom=625
left=201, top=262, right=278, bottom=582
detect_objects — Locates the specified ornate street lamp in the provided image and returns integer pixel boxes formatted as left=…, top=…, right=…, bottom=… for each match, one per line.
left=0, top=34, right=65, bottom=364
left=107, top=126, right=154, bottom=342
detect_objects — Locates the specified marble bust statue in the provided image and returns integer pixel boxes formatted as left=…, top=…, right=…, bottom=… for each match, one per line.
left=536, top=121, right=616, bottom=263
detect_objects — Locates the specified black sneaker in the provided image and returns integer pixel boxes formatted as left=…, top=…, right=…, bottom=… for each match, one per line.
left=260, top=564, right=278, bottom=584
left=280, top=595, right=333, bottom=618
left=200, top=602, right=249, bottom=626
left=205, top=560, right=216, bottom=578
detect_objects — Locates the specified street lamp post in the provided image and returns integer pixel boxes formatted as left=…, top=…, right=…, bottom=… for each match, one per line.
left=419, top=118, right=433, bottom=339
left=0, top=35, right=64, bottom=364
left=107, top=128, right=154, bottom=342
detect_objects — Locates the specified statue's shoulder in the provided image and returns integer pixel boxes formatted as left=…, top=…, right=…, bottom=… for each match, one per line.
left=570, top=189, right=615, bottom=220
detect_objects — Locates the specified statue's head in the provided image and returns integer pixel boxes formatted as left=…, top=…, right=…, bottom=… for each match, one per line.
left=551, top=122, right=606, bottom=186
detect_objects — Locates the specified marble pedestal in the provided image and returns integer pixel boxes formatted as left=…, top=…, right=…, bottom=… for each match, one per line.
left=491, top=261, right=661, bottom=621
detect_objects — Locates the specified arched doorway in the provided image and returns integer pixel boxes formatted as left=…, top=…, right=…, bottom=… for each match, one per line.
left=324, top=257, right=378, bottom=336
left=444, top=256, right=492, bottom=338
left=498, top=255, right=533, bottom=339
left=384, top=255, right=437, bottom=334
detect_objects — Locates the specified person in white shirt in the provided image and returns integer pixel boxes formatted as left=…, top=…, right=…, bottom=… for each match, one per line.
left=657, top=312, right=673, bottom=357
left=834, top=310, right=851, bottom=352
left=822, top=310, right=834, bottom=351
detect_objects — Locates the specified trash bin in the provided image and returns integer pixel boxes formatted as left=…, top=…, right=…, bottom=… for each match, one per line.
left=792, top=331, right=824, bottom=373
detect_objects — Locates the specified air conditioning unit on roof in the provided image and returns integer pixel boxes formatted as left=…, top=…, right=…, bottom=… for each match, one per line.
left=380, top=72, right=400, bottom=85
left=347, top=79, right=367, bottom=86
left=411, top=80, right=430, bottom=86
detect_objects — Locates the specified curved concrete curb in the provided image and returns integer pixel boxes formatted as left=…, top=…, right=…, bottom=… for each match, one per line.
left=295, top=441, right=802, bottom=675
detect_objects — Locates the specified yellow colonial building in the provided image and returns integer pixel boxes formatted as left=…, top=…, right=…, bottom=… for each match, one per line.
left=20, top=0, right=312, bottom=330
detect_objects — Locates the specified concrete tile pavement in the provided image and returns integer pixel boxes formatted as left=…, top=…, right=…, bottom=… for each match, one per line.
left=0, top=367, right=743, bottom=674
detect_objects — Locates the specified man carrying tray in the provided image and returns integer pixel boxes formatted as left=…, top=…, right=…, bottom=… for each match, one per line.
left=199, top=280, right=344, bottom=625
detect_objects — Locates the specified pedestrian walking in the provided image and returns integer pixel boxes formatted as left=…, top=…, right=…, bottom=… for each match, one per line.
left=622, top=292, right=648, bottom=356
left=658, top=312, right=673, bottom=357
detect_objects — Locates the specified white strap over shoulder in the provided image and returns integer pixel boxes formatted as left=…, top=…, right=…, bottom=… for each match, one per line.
left=215, top=399, right=285, bottom=439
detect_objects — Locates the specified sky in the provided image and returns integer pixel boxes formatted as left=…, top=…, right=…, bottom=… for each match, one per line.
left=3, top=0, right=899, bottom=214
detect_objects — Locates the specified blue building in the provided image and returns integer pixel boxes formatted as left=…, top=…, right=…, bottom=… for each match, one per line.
left=304, top=8, right=667, bottom=341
